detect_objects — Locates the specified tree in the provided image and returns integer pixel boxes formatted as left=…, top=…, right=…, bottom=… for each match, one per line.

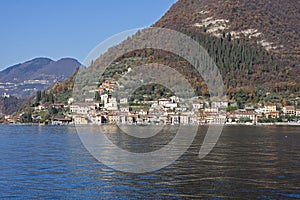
left=21, top=109, right=32, bottom=123
left=95, top=92, right=101, bottom=101
left=227, top=33, right=232, bottom=42
left=282, top=98, right=287, bottom=106
left=49, top=107, right=58, bottom=116
left=36, top=91, right=42, bottom=103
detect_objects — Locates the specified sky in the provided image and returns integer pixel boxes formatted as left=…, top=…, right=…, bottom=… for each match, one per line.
left=0, top=0, right=177, bottom=70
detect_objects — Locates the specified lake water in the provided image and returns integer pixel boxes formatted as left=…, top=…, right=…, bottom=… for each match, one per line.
left=0, top=125, right=299, bottom=199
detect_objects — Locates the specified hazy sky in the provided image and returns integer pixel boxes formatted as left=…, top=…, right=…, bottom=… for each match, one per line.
left=0, top=0, right=176, bottom=70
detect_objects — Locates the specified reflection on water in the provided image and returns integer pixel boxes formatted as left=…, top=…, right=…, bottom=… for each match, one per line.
left=0, top=125, right=299, bottom=199
left=77, top=125, right=199, bottom=173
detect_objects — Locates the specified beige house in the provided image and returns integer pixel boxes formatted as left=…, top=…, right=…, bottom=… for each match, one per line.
left=70, top=103, right=95, bottom=115
left=158, top=98, right=170, bottom=105
left=179, top=114, right=190, bottom=125
left=192, top=102, right=204, bottom=110
left=35, top=104, right=47, bottom=111
left=264, top=104, right=277, bottom=113
left=233, top=111, right=256, bottom=122
left=212, top=101, right=229, bottom=108
left=283, top=106, right=296, bottom=115
left=204, top=107, right=218, bottom=114
left=73, top=115, right=88, bottom=125
left=90, top=114, right=104, bottom=125
left=296, top=109, right=300, bottom=117
left=107, top=113, right=120, bottom=124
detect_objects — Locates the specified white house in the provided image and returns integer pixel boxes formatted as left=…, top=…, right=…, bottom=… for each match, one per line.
left=296, top=109, right=300, bottom=117
left=169, top=114, right=180, bottom=125
left=283, top=106, right=296, bottom=115
left=85, top=98, right=94, bottom=103
left=212, top=101, right=229, bottom=108
left=233, top=111, right=256, bottom=122
left=74, top=116, right=88, bottom=125
left=264, top=104, right=277, bottom=113
left=180, top=114, right=190, bottom=125
left=1, top=93, right=10, bottom=98
left=90, top=114, right=104, bottom=125
left=214, top=114, right=227, bottom=124
left=101, top=94, right=109, bottom=104
left=192, top=102, right=204, bottom=110
left=120, top=106, right=130, bottom=112
left=120, top=98, right=128, bottom=104
left=68, top=98, right=74, bottom=105
left=158, top=98, right=170, bottom=105
left=119, top=114, right=127, bottom=124
left=164, top=103, right=178, bottom=110
left=204, top=107, right=218, bottom=113
left=108, top=113, right=120, bottom=124
left=35, top=104, right=47, bottom=111
left=175, top=106, right=189, bottom=113
left=71, top=103, right=94, bottom=115
left=138, top=110, right=148, bottom=115
left=170, top=96, right=180, bottom=103
left=104, top=97, right=118, bottom=111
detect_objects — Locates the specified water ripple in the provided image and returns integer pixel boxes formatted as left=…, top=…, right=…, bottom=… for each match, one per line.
left=0, top=125, right=299, bottom=199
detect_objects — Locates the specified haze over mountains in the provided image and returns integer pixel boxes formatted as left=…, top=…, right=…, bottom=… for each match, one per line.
left=0, top=57, right=81, bottom=98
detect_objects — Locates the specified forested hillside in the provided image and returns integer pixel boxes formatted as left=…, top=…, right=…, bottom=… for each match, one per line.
left=151, top=0, right=299, bottom=98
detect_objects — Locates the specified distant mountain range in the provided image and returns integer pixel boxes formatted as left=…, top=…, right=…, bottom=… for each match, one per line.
left=0, top=57, right=81, bottom=98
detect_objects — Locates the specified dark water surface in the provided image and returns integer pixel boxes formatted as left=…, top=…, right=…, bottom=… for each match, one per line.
left=0, top=125, right=299, bottom=199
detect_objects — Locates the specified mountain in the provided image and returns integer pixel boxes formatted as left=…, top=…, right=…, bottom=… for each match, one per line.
left=0, top=95, right=31, bottom=116
left=9, top=0, right=299, bottom=113
left=86, top=0, right=299, bottom=104
left=151, top=0, right=300, bottom=99
left=4, top=0, right=299, bottom=116
left=154, top=0, right=299, bottom=65
left=0, top=57, right=81, bottom=98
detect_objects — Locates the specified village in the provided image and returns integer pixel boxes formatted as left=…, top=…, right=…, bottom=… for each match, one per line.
left=2, top=79, right=300, bottom=126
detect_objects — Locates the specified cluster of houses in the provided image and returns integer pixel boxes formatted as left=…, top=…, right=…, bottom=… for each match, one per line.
left=64, top=97, right=300, bottom=126
left=2, top=79, right=300, bottom=125
left=3, top=98, right=300, bottom=125
left=61, top=79, right=299, bottom=126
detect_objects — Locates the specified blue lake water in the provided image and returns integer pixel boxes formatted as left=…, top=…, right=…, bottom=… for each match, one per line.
left=0, top=125, right=299, bottom=199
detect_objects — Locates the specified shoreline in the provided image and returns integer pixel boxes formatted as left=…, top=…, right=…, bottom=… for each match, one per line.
left=1, top=122, right=300, bottom=127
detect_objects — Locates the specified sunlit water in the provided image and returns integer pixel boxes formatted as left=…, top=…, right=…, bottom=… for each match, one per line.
left=0, top=125, right=299, bottom=199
